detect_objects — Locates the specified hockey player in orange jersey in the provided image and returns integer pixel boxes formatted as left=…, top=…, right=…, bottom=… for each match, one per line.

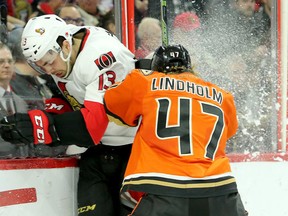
left=103, top=44, right=248, bottom=216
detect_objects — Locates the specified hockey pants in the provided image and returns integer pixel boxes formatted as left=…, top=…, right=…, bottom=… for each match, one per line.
left=77, top=144, right=132, bottom=216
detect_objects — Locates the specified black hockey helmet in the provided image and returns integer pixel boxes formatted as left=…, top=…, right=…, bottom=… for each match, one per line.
left=151, top=44, right=191, bottom=73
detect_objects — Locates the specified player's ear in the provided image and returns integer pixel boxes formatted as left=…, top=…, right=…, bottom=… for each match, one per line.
left=59, top=40, right=72, bottom=61
left=62, top=40, right=71, bottom=53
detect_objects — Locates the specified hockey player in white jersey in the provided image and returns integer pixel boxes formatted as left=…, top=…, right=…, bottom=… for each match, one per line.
left=0, top=14, right=138, bottom=216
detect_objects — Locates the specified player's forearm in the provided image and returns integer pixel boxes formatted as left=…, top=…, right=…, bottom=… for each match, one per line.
left=53, top=110, right=96, bottom=147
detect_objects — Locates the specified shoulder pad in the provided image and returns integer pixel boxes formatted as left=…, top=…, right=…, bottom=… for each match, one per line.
left=135, top=59, right=151, bottom=70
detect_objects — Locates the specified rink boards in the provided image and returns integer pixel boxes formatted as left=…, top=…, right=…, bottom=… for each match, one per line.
left=0, top=157, right=79, bottom=216
left=0, top=155, right=287, bottom=216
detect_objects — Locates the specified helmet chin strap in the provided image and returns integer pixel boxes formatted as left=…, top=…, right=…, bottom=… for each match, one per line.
left=60, top=51, right=71, bottom=79
left=60, top=38, right=73, bottom=79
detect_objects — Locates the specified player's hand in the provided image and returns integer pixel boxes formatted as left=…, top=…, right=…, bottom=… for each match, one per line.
left=0, top=110, right=59, bottom=145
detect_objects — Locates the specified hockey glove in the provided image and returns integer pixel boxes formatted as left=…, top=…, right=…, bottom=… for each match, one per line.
left=0, top=110, right=59, bottom=145
left=45, top=97, right=73, bottom=114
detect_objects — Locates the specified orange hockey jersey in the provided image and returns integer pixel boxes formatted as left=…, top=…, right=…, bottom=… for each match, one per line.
left=104, top=69, right=239, bottom=198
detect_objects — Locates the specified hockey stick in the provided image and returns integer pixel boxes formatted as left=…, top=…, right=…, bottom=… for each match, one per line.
left=160, top=0, right=169, bottom=47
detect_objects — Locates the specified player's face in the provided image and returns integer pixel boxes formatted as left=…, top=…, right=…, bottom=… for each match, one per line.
left=35, top=50, right=68, bottom=78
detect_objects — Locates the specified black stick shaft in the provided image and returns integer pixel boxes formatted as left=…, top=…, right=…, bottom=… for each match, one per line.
left=161, top=0, right=168, bottom=47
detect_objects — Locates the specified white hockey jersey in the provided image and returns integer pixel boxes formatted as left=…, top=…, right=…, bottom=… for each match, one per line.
left=52, top=26, right=137, bottom=146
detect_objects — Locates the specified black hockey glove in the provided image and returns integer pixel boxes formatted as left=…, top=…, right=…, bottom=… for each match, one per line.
left=0, top=110, right=59, bottom=145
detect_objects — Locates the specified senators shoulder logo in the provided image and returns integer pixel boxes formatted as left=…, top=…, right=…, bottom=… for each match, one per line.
left=94, top=51, right=116, bottom=70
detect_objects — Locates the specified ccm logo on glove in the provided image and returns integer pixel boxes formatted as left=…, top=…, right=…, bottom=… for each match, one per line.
left=45, top=97, right=73, bottom=114
left=46, top=103, right=64, bottom=111
left=34, top=115, right=45, bottom=143
left=28, top=110, right=53, bottom=144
